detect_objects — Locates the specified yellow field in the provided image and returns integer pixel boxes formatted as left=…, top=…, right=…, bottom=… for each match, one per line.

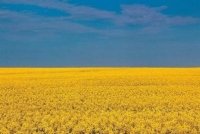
left=0, top=68, right=200, bottom=134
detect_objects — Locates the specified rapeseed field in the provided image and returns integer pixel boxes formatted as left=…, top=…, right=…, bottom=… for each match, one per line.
left=0, top=68, right=200, bottom=133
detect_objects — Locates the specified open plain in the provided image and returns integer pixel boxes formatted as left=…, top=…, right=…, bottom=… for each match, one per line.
left=0, top=68, right=200, bottom=133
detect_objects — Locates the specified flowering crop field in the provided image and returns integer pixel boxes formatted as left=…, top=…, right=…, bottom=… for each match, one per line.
left=0, top=68, right=200, bottom=134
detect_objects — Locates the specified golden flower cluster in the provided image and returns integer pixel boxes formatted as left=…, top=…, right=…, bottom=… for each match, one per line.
left=0, top=68, right=200, bottom=133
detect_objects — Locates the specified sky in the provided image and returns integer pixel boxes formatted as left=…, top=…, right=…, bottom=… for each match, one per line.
left=0, top=0, right=200, bottom=67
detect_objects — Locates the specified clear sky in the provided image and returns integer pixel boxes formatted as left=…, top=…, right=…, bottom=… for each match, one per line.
left=0, top=0, right=200, bottom=66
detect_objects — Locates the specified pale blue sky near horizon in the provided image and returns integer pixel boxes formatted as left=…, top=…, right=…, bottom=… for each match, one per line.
left=0, top=0, right=200, bottom=66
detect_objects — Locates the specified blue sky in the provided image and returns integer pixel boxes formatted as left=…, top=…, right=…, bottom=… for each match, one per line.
left=0, top=0, right=200, bottom=66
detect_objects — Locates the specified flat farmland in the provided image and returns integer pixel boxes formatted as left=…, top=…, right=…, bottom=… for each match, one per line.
left=0, top=68, right=200, bottom=133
